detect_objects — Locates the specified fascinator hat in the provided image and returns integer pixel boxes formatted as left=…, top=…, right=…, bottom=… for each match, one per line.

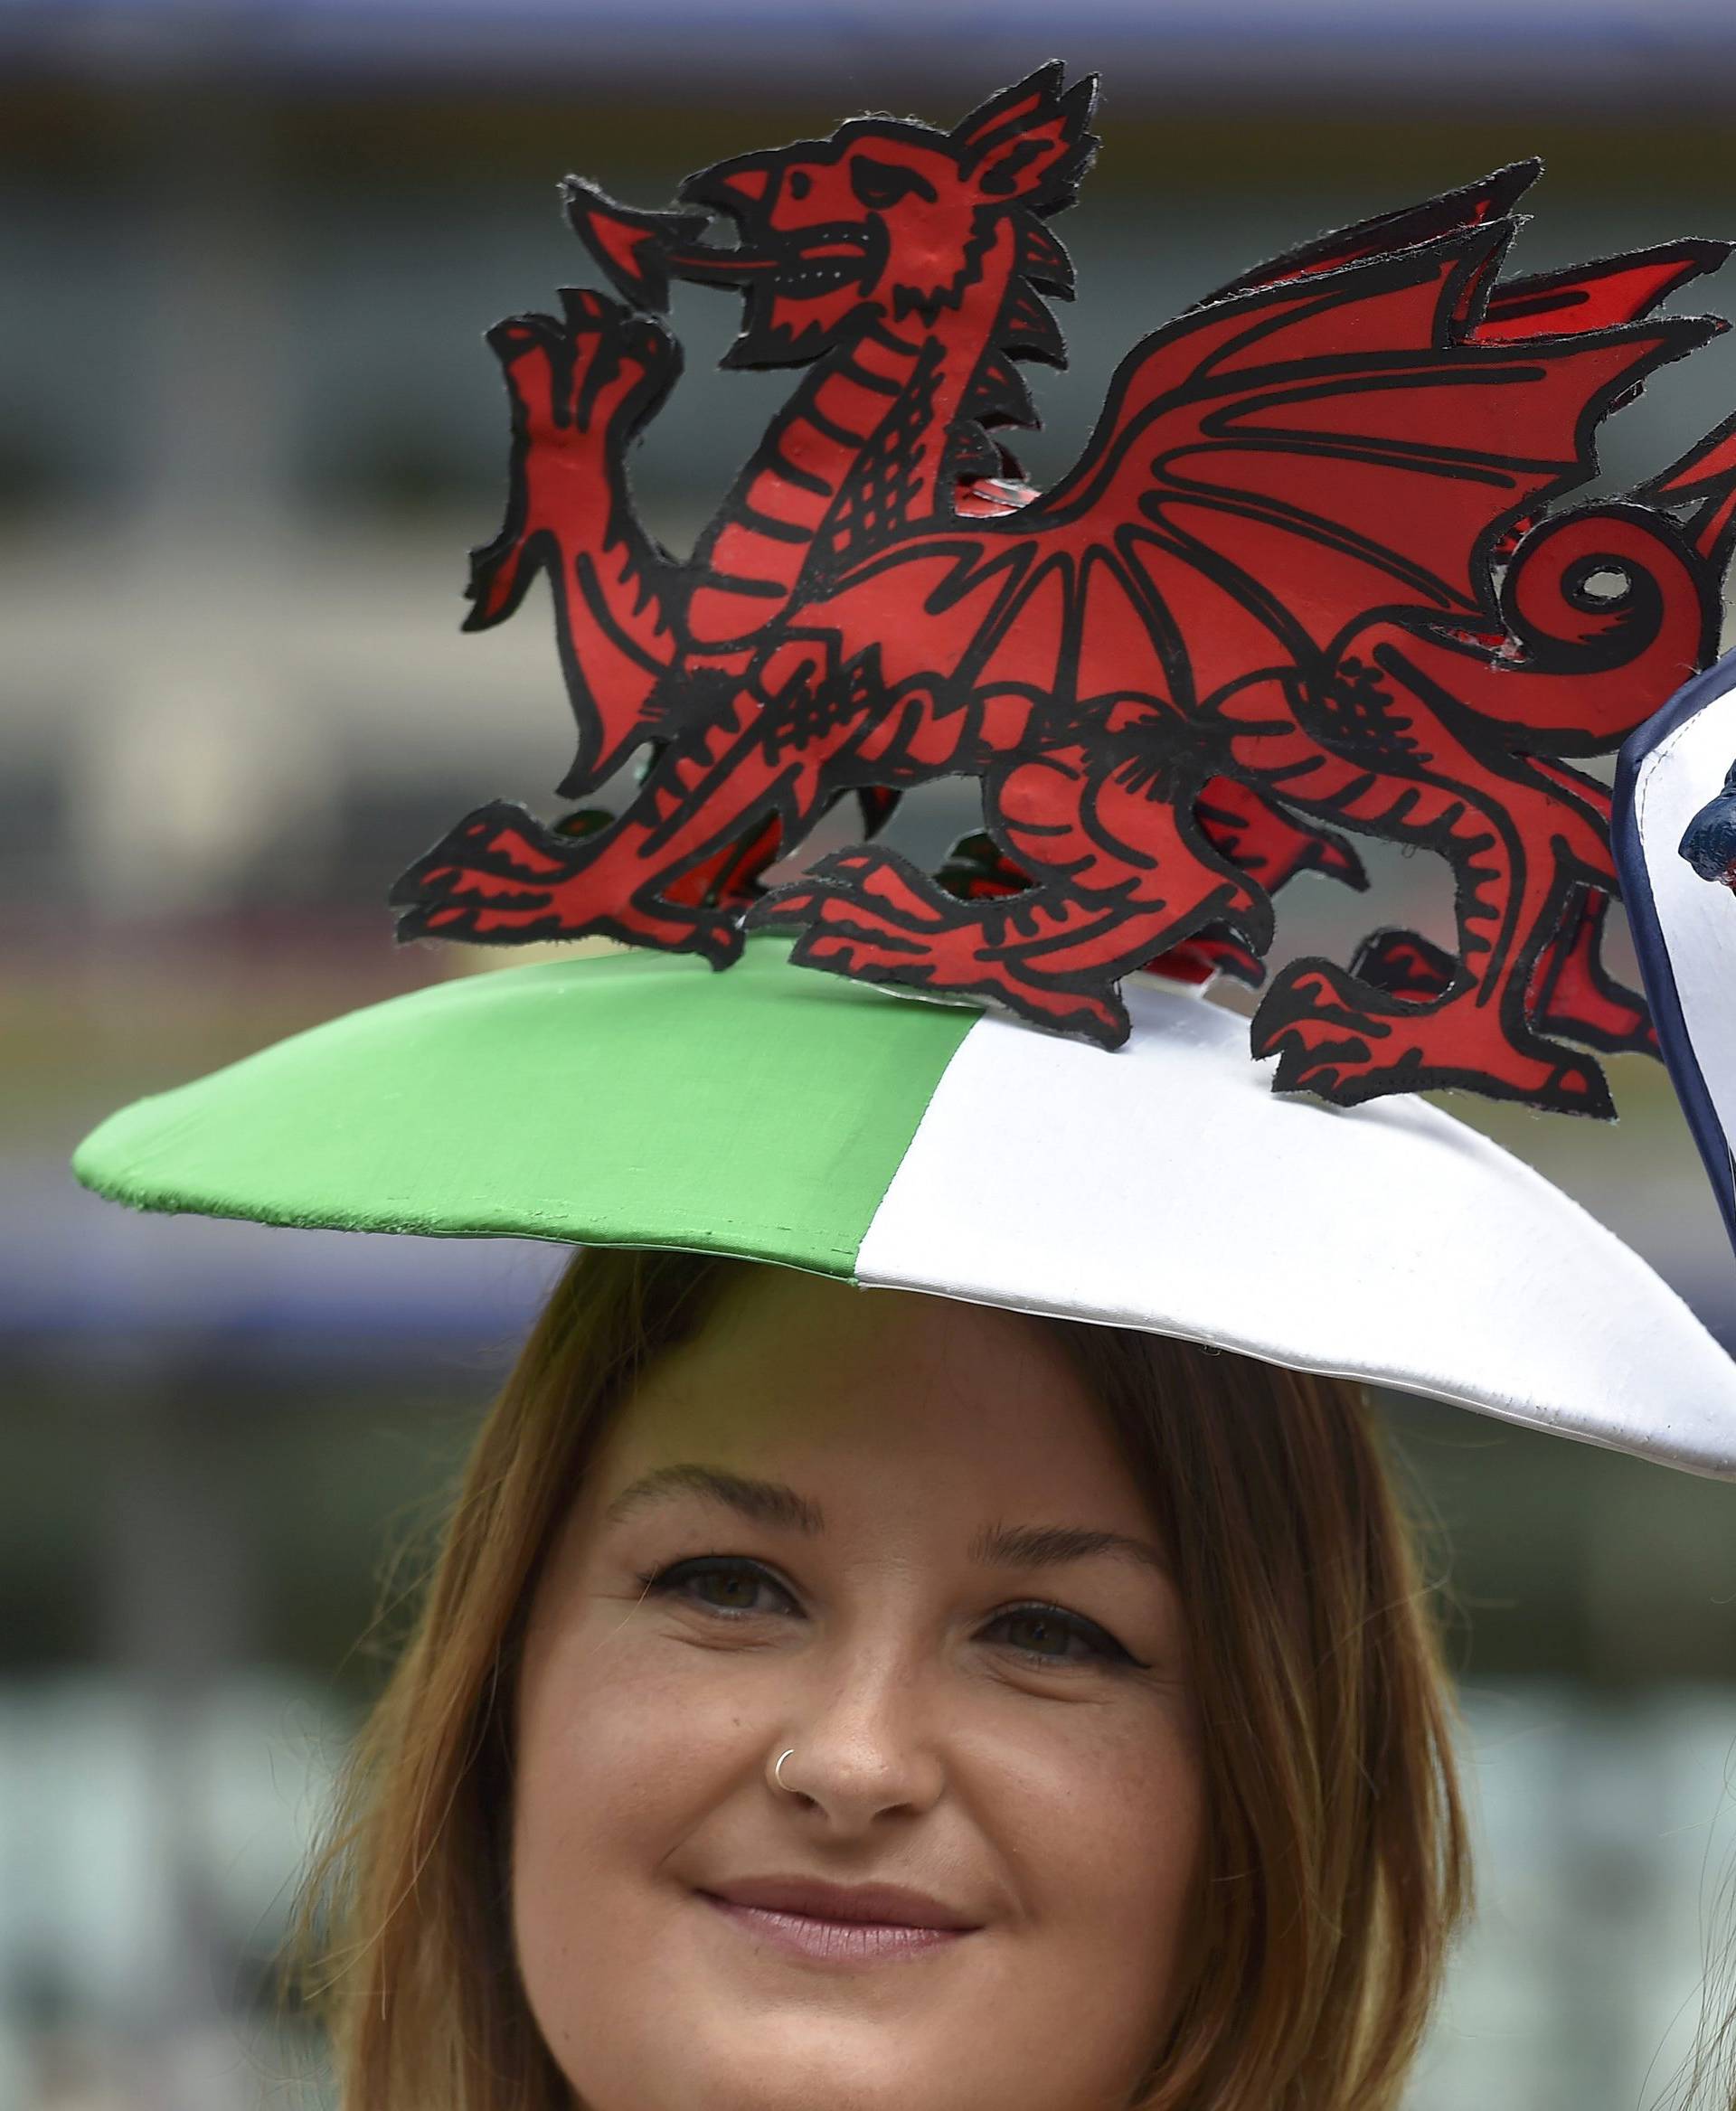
left=73, top=65, right=1736, bottom=1479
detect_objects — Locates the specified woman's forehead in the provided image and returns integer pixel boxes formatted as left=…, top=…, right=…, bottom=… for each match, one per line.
left=591, top=1268, right=1147, bottom=1528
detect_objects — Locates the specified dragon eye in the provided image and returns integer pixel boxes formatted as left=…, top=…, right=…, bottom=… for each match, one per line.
left=850, top=155, right=939, bottom=211
left=787, top=170, right=812, bottom=201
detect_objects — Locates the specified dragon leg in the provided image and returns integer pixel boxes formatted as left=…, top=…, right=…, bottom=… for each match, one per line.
left=1232, top=650, right=1624, bottom=1114
left=1341, top=823, right=1651, bottom=1064
left=1514, top=764, right=1654, bottom=1058
left=1156, top=776, right=1368, bottom=985
left=751, top=744, right=1273, bottom=1047
left=466, top=288, right=684, bottom=792
left=932, top=773, right=1364, bottom=989
left=392, top=674, right=851, bottom=958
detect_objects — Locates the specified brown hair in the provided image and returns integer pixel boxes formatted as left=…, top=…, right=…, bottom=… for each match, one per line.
left=280, top=1245, right=1471, bottom=2111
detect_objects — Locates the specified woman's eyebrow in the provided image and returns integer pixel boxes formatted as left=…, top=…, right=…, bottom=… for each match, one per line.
left=970, top=1520, right=1169, bottom=1579
left=602, top=1464, right=1166, bottom=1577
left=605, top=1463, right=822, bottom=1535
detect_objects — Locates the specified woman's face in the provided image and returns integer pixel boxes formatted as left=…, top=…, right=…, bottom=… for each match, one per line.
left=513, top=1267, right=1204, bottom=2111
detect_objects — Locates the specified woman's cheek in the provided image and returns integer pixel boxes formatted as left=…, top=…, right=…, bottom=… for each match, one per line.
left=516, top=1613, right=760, bottom=1878
left=1035, top=1704, right=1203, bottom=1974
left=513, top=1622, right=723, bottom=2048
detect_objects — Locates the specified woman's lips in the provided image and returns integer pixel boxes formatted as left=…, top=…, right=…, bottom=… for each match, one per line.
left=702, top=1893, right=975, bottom=1965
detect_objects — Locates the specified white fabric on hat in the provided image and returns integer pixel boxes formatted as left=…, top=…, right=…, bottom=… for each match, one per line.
left=856, top=976, right=1736, bottom=1478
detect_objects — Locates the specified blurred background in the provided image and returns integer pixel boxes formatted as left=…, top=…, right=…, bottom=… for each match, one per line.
left=5, top=2, right=1736, bottom=2106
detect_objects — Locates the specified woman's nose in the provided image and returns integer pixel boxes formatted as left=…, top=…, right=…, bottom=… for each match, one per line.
left=770, top=1653, right=948, bottom=1827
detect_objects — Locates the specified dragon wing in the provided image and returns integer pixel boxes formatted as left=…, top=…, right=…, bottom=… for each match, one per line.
left=813, top=186, right=1723, bottom=728
left=1014, top=216, right=1722, bottom=714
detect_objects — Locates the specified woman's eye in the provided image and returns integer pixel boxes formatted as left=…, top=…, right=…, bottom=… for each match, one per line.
left=637, top=1556, right=793, bottom=1620
left=635, top=1560, right=1143, bottom=1672
left=989, top=1604, right=1138, bottom=1671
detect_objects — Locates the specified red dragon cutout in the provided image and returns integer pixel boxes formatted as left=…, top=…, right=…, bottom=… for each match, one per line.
left=392, top=64, right=1736, bottom=1117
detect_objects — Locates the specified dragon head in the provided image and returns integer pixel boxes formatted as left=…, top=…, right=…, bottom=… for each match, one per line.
left=567, top=65, right=1098, bottom=372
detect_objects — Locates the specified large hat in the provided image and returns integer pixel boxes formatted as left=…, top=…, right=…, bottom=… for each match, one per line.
left=73, top=937, right=1736, bottom=1477
left=72, top=66, right=1736, bottom=1479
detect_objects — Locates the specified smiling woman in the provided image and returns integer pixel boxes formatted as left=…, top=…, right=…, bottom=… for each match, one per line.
left=278, top=1247, right=1467, bottom=2111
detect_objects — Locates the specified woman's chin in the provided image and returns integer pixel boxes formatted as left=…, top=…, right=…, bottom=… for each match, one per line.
left=633, top=1891, right=983, bottom=2105
left=627, top=2027, right=929, bottom=2111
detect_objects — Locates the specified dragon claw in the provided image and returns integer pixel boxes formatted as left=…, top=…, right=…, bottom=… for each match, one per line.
left=556, top=287, right=679, bottom=382
left=391, top=800, right=743, bottom=958
left=752, top=850, right=1132, bottom=1047
left=390, top=800, right=568, bottom=927
left=1251, top=957, right=1615, bottom=1117
left=488, top=289, right=677, bottom=438
left=467, top=297, right=678, bottom=632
